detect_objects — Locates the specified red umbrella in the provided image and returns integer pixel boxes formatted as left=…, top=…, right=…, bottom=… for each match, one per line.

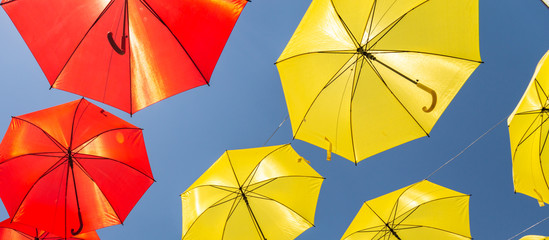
left=0, top=98, right=155, bottom=237
left=0, top=218, right=100, bottom=240
left=0, top=0, right=248, bottom=114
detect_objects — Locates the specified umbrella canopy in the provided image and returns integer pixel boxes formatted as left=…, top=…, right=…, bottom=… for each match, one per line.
left=0, top=98, right=155, bottom=237
left=520, top=236, right=549, bottom=240
left=0, top=0, right=247, bottom=114
left=543, top=0, right=549, bottom=8
left=508, top=50, right=549, bottom=206
left=0, top=218, right=100, bottom=240
left=276, top=0, right=482, bottom=164
left=341, top=180, right=471, bottom=240
left=180, top=144, right=324, bottom=240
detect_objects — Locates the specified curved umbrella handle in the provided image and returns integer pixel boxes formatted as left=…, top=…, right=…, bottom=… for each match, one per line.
left=417, top=82, right=437, bottom=113
left=71, top=209, right=84, bottom=235
left=107, top=32, right=126, bottom=55
left=325, top=137, right=332, bottom=161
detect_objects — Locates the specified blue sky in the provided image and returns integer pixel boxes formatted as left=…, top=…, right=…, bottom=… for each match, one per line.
left=1, top=0, right=549, bottom=239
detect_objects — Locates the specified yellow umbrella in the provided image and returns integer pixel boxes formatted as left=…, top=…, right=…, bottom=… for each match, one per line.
left=341, top=180, right=471, bottom=240
left=276, top=0, right=482, bottom=164
left=180, top=144, right=324, bottom=240
left=520, top=236, right=549, bottom=240
left=508, top=50, right=549, bottom=207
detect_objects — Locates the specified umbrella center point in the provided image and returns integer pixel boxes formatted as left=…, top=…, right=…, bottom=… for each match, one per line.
left=357, top=47, right=375, bottom=60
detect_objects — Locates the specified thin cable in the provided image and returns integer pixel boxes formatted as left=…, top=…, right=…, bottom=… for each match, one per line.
left=507, top=215, right=549, bottom=240
left=263, top=114, right=289, bottom=146
left=425, top=114, right=510, bottom=180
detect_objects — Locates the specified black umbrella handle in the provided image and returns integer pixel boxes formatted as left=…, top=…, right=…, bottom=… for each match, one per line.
left=71, top=209, right=84, bottom=235
left=69, top=158, right=84, bottom=236
left=417, top=82, right=437, bottom=113
left=107, top=32, right=126, bottom=55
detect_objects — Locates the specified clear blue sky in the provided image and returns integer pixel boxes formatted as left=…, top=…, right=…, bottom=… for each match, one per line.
left=1, top=0, right=549, bottom=239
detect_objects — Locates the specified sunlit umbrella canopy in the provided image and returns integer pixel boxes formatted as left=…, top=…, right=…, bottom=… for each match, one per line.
left=520, top=236, right=549, bottom=240
left=0, top=0, right=247, bottom=114
left=0, top=218, right=100, bottom=240
left=0, top=98, right=155, bottom=237
left=341, top=180, right=471, bottom=240
left=276, top=0, right=482, bottom=164
left=508, top=50, right=549, bottom=206
left=181, top=144, right=324, bottom=240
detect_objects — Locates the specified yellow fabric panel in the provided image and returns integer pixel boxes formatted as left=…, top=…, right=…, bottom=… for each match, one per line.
left=225, top=197, right=313, bottom=240
left=181, top=145, right=323, bottom=240
left=277, top=0, right=354, bottom=62
left=185, top=153, right=238, bottom=191
left=508, top=50, right=549, bottom=205
left=394, top=196, right=471, bottom=239
left=372, top=52, right=480, bottom=128
left=222, top=198, right=265, bottom=240
left=181, top=193, right=236, bottom=240
left=370, top=0, right=480, bottom=62
left=520, top=235, right=549, bottom=240
left=181, top=186, right=237, bottom=238
left=278, top=51, right=356, bottom=130
left=247, top=144, right=322, bottom=185
left=250, top=177, right=323, bottom=225
left=342, top=180, right=471, bottom=240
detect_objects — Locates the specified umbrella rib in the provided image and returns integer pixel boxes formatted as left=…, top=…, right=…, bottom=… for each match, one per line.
left=366, top=0, right=430, bottom=51
left=535, top=78, right=549, bottom=107
left=69, top=158, right=124, bottom=225
left=386, top=181, right=421, bottom=224
left=10, top=157, right=68, bottom=225
left=50, top=0, right=117, bottom=87
left=246, top=190, right=316, bottom=227
left=219, top=196, right=242, bottom=240
left=182, top=192, right=238, bottom=240
left=0, top=152, right=66, bottom=167
left=329, top=0, right=360, bottom=47
left=364, top=57, right=429, bottom=136
left=537, top=113, right=549, bottom=199
left=390, top=195, right=470, bottom=226
left=241, top=144, right=288, bottom=192
left=515, top=113, right=549, bottom=148
left=0, top=0, right=17, bottom=6
left=363, top=0, right=377, bottom=49
left=71, top=127, right=143, bottom=153
left=73, top=154, right=155, bottom=181
left=275, top=50, right=356, bottom=64
left=246, top=175, right=325, bottom=192
left=12, top=117, right=67, bottom=152
left=69, top=98, right=87, bottom=150
left=137, top=0, right=209, bottom=85
left=515, top=110, right=544, bottom=115
left=225, top=150, right=243, bottom=188
left=291, top=54, right=361, bottom=141
left=371, top=50, right=483, bottom=64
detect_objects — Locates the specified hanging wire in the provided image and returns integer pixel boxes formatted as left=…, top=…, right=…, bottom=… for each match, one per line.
left=425, top=113, right=510, bottom=180
left=263, top=114, right=290, bottom=146
left=507, top=215, right=549, bottom=240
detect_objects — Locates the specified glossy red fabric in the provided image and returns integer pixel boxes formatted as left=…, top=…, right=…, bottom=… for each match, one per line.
left=1, top=0, right=247, bottom=114
left=0, top=99, right=154, bottom=237
left=0, top=218, right=100, bottom=240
